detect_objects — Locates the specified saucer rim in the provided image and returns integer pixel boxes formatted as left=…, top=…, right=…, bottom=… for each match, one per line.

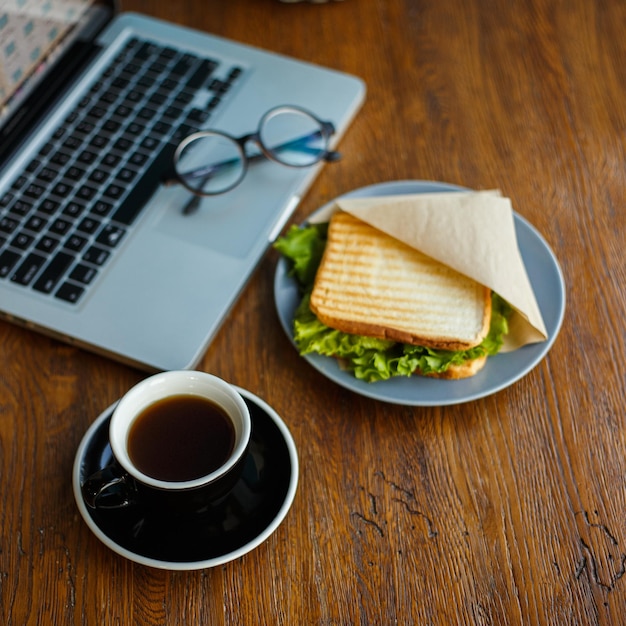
left=72, top=386, right=299, bottom=571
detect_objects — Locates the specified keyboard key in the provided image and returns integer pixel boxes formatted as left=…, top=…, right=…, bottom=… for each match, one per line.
left=39, top=143, right=54, bottom=156
left=160, top=77, right=178, bottom=92
left=0, top=216, right=20, bottom=235
left=38, top=199, right=60, bottom=214
left=128, top=152, right=148, bottom=167
left=69, top=263, right=98, bottom=285
left=188, top=59, right=218, bottom=89
left=173, top=90, right=194, bottom=107
left=115, top=168, right=138, bottom=183
left=11, top=252, right=47, bottom=285
left=140, top=136, right=161, bottom=151
left=63, top=135, right=83, bottom=150
left=137, top=107, right=156, bottom=121
left=171, top=55, right=196, bottom=77
left=125, top=122, right=145, bottom=136
left=76, top=185, right=97, bottom=201
left=77, top=217, right=101, bottom=235
left=148, top=91, right=168, bottom=106
left=88, top=170, right=108, bottom=184
left=49, top=218, right=72, bottom=236
left=24, top=215, right=48, bottom=233
left=120, top=62, right=141, bottom=77
left=88, top=81, right=104, bottom=95
left=103, top=119, right=122, bottom=133
left=88, top=105, right=107, bottom=119
left=103, top=184, right=125, bottom=200
left=207, top=95, right=221, bottom=110
left=33, top=252, right=74, bottom=294
left=96, top=224, right=125, bottom=247
left=55, top=281, right=85, bottom=303
left=82, top=245, right=110, bottom=266
left=115, top=104, right=133, bottom=118
left=100, top=91, right=118, bottom=105
left=35, top=235, right=61, bottom=254
left=162, top=105, right=184, bottom=120
left=152, top=121, right=172, bottom=136
left=228, top=67, right=243, bottom=82
left=90, top=135, right=109, bottom=149
left=37, top=167, right=56, bottom=182
left=0, top=250, right=21, bottom=277
left=158, top=47, right=177, bottom=61
left=62, top=202, right=85, bottom=218
left=135, top=41, right=159, bottom=60
left=208, top=78, right=228, bottom=94
left=126, top=89, right=143, bottom=103
left=10, top=232, right=35, bottom=250
left=75, top=121, right=95, bottom=135
left=65, top=166, right=86, bottom=180
left=24, top=183, right=46, bottom=198
left=52, top=182, right=72, bottom=196
left=11, top=175, right=28, bottom=191
left=8, top=200, right=33, bottom=217
left=25, top=158, right=41, bottom=173
left=90, top=201, right=114, bottom=217
left=114, top=137, right=133, bottom=152
left=78, top=150, right=98, bottom=165
left=64, top=234, right=88, bottom=252
left=50, top=152, right=71, bottom=167
left=102, top=154, right=122, bottom=168
left=186, top=108, right=210, bottom=124
left=159, top=47, right=177, bottom=61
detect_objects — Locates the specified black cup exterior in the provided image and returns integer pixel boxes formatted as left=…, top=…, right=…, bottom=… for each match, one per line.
left=140, top=449, right=249, bottom=516
left=82, top=442, right=249, bottom=517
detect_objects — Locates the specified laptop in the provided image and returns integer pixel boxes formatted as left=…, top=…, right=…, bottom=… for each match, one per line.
left=0, top=1, right=365, bottom=371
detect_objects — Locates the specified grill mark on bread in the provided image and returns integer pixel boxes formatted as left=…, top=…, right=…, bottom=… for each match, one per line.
left=310, top=211, right=491, bottom=350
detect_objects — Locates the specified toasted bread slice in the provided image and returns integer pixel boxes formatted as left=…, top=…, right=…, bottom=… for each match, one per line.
left=310, top=211, right=491, bottom=351
left=420, top=354, right=487, bottom=379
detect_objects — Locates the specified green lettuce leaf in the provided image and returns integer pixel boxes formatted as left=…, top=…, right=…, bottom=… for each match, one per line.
left=275, top=224, right=512, bottom=382
left=273, top=223, right=328, bottom=287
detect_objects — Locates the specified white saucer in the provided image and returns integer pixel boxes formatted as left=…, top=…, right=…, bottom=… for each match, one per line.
left=73, top=387, right=298, bottom=570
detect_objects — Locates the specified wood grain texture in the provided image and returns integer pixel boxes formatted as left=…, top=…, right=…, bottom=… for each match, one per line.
left=1, top=0, right=625, bottom=623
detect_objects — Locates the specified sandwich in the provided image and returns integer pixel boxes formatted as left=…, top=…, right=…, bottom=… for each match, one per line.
left=275, top=210, right=512, bottom=382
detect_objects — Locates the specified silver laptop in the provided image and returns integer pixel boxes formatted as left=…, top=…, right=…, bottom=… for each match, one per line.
left=0, top=1, right=365, bottom=371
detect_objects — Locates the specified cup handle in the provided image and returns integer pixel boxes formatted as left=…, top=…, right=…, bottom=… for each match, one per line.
left=82, top=464, right=138, bottom=510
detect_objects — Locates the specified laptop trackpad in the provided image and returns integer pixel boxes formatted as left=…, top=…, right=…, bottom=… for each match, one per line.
left=154, top=183, right=284, bottom=259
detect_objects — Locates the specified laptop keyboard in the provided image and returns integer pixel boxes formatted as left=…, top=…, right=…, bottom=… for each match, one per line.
left=0, top=37, right=243, bottom=304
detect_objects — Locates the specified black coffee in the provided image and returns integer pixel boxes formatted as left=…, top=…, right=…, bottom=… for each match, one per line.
left=128, top=395, right=235, bottom=482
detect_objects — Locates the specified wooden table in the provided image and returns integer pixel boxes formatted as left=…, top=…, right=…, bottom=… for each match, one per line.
left=2, top=0, right=625, bottom=623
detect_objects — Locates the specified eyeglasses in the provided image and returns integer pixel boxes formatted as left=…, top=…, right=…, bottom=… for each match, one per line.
left=165, top=105, right=340, bottom=213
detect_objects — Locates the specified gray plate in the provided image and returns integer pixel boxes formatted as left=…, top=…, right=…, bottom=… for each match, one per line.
left=273, top=180, right=566, bottom=406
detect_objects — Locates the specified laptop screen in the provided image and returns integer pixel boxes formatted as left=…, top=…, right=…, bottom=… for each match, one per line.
left=0, top=0, right=106, bottom=126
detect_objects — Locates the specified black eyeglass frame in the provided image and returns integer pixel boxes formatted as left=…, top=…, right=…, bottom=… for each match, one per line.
left=165, top=105, right=341, bottom=199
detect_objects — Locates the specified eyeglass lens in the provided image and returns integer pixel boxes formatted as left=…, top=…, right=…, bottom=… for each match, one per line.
left=260, top=108, right=328, bottom=166
left=175, top=133, right=245, bottom=195
left=174, top=107, right=330, bottom=195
